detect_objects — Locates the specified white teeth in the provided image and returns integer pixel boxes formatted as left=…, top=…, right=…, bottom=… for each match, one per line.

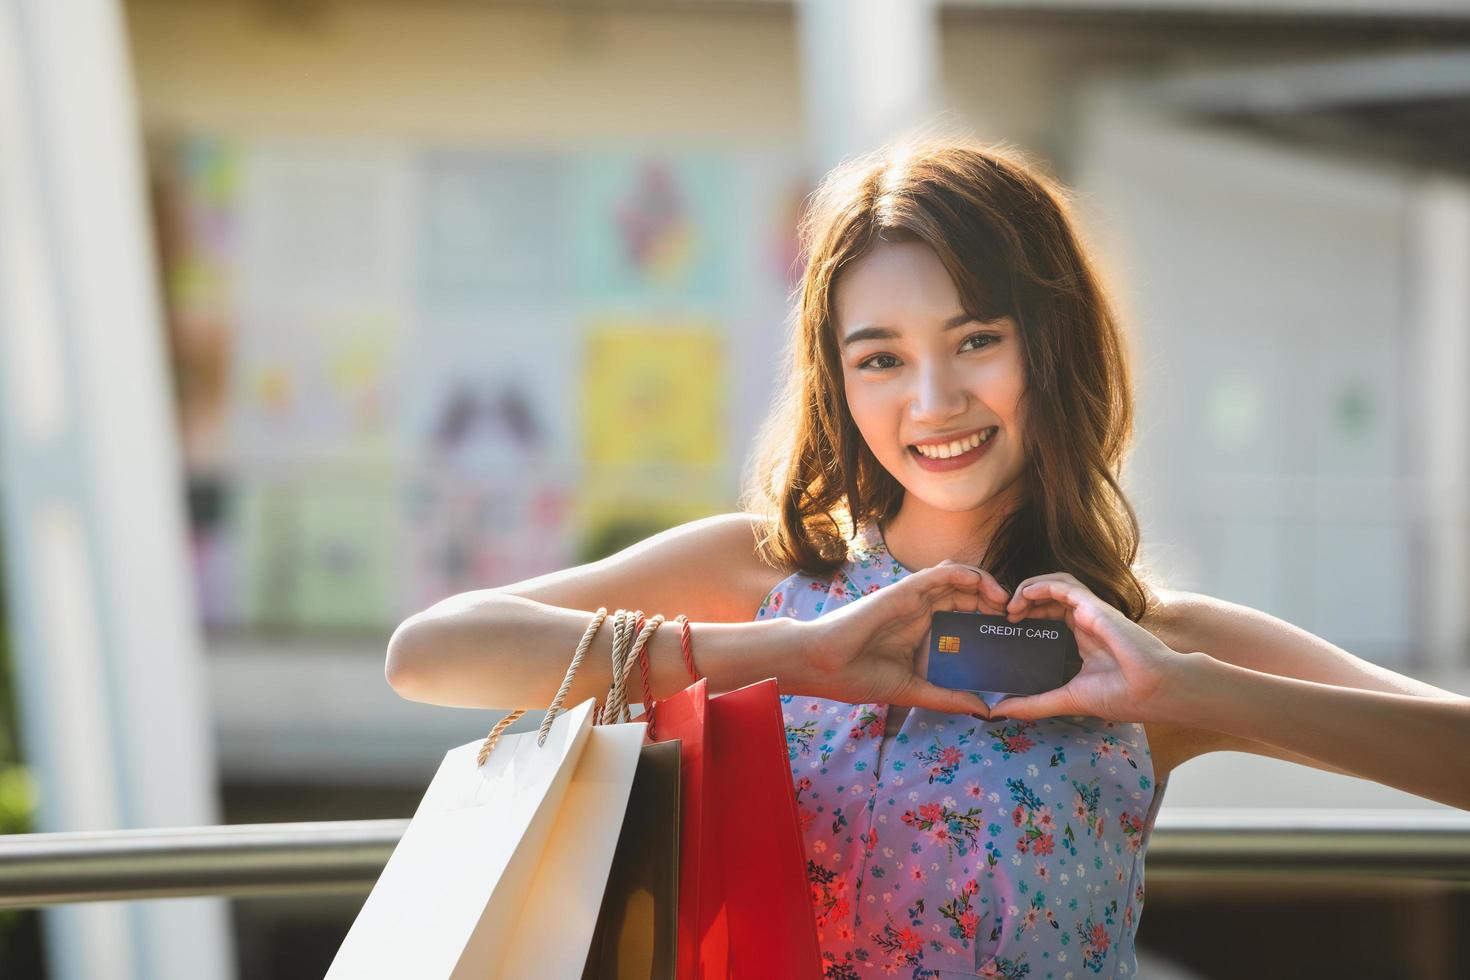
left=914, top=428, right=995, bottom=459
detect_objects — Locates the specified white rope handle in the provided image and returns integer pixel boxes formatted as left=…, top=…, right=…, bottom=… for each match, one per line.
left=603, top=609, right=664, bottom=724
left=475, top=607, right=609, bottom=767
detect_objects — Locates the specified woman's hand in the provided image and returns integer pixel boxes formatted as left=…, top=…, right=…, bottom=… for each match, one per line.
left=993, top=573, right=1196, bottom=724
left=798, top=561, right=1012, bottom=715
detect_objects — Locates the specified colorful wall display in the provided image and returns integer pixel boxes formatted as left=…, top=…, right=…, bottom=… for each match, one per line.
left=155, top=138, right=804, bottom=636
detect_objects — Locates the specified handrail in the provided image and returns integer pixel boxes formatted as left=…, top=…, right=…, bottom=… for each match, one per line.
left=0, top=809, right=1467, bottom=909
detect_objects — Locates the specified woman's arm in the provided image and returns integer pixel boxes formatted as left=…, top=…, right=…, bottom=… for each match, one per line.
left=1157, top=589, right=1460, bottom=700
left=1154, top=590, right=1466, bottom=780
left=387, top=591, right=812, bottom=710
left=1169, top=652, right=1470, bottom=810
left=385, top=513, right=807, bottom=709
left=993, top=577, right=1470, bottom=810
left=387, top=516, right=1011, bottom=716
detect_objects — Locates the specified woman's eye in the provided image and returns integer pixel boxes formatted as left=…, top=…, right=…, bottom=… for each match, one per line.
left=859, top=354, right=899, bottom=370
left=962, top=332, right=999, bottom=352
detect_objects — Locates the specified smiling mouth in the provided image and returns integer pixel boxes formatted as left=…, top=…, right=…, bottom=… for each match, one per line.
left=909, top=426, right=998, bottom=460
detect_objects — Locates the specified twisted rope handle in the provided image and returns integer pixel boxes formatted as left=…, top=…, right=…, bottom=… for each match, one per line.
left=475, top=606, right=609, bottom=767
left=604, top=609, right=665, bottom=725
left=603, top=609, right=636, bottom=724
left=674, top=614, right=700, bottom=681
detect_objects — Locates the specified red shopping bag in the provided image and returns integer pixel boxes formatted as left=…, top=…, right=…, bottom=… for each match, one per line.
left=653, top=677, right=822, bottom=980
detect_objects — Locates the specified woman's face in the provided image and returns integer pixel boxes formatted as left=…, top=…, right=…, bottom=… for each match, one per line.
left=834, top=239, right=1028, bottom=514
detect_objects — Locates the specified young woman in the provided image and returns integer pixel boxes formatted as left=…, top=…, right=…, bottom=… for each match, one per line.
left=385, top=139, right=1470, bottom=979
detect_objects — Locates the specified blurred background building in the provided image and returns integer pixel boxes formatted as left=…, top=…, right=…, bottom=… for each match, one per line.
left=2, top=0, right=1468, bottom=978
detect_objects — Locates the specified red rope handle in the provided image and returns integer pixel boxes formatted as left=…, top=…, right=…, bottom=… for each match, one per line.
left=636, top=634, right=656, bottom=739
left=674, top=614, right=700, bottom=681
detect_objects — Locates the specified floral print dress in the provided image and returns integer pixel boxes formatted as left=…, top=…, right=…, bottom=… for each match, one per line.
left=757, top=521, right=1168, bottom=980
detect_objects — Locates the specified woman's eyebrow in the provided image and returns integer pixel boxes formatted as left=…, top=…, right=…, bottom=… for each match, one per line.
left=840, top=313, right=977, bottom=349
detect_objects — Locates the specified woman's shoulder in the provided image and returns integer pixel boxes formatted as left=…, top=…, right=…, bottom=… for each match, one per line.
left=696, top=511, right=803, bottom=621
left=1137, top=585, right=1272, bottom=655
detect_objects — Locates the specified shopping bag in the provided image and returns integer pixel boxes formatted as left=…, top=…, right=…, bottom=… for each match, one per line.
left=327, top=698, right=644, bottom=978
left=651, top=678, right=822, bottom=979
left=501, top=721, right=649, bottom=977
left=580, top=738, right=682, bottom=979
left=708, top=679, right=823, bottom=978
left=648, top=679, right=724, bottom=979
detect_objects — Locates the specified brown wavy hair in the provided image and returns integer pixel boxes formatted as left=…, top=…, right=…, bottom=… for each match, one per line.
left=739, top=136, right=1159, bottom=622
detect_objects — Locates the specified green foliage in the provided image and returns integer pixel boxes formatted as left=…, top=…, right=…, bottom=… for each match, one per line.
left=0, top=557, right=39, bottom=957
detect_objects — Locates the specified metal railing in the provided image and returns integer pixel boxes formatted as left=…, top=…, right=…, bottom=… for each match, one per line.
left=1, top=808, right=1468, bottom=909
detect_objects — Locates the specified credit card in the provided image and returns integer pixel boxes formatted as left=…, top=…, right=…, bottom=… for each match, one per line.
left=926, top=611, right=1082, bottom=709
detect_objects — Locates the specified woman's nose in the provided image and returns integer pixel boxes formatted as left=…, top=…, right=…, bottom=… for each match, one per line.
left=911, top=363, right=968, bottom=420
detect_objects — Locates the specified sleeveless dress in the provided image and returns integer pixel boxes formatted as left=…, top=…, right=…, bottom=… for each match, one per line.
left=756, top=521, right=1168, bottom=980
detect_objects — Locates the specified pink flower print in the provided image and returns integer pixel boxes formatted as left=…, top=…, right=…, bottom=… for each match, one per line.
left=1022, top=907, right=1039, bottom=930
left=940, top=745, right=963, bottom=766
left=1119, top=810, right=1146, bottom=853
left=1034, top=834, right=1055, bottom=856
left=795, top=776, right=812, bottom=793
left=919, top=802, right=944, bottom=824
left=960, top=908, right=979, bottom=939
left=770, top=592, right=784, bottom=612
left=1037, top=806, right=1054, bottom=830
left=805, top=701, right=821, bottom=713
left=909, top=864, right=927, bottom=883
left=1073, top=799, right=1089, bottom=820
left=836, top=922, right=854, bottom=942
left=963, top=877, right=979, bottom=897
left=1035, top=861, right=1051, bottom=882
left=865, top=582, right=882, bottom=594
left=964, top=780, right=983, bottom=799
left=847, top=708, right=882, bottom=741
left=930, top=824, right=952, bottom=846
left=1090, top=922, right=1111, bottom=951
left=1012, top=805, right=1026, bottom=827
left=1016, top=835, right=1029, bottom=854
left=1002, top=734, right=1036, bottom=754
left=897, top=927, right=923, bottom=956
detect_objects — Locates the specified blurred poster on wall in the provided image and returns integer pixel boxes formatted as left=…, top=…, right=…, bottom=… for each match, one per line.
left=237, top=142, right=413, bottom=311
left=578, top=321, right=728, bottom=561
left=231, top=309, right=400, bottom=464
left=150, top=136, right=804, bottom=635
left=570, top=154, right=731, bottom=307
left=418, top=152, right=568, bottom=309
left=232, top=473, right=404, bottom=632
left=581, top=321, right=724, bottom=465
left=400, top=313, right=579, bottom=604
left=406, top=470, right=576, bottom=607
left=154, top=136, right=241, bottom=471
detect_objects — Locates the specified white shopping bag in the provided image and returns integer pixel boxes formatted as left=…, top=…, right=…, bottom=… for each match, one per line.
left=329, top=698, right=640, bottom=978
left=500, top=720, right=646, bottom=977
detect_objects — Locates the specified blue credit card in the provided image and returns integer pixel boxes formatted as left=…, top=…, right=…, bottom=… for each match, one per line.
left=926, top=611, right=1082, bottom=708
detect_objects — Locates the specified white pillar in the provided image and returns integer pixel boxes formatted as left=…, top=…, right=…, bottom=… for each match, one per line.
left=0, top=1, right=232, bottom=978
left=796, top=0, right=942, bottom=173
left=1410, top=175, right=1470, bottom=677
